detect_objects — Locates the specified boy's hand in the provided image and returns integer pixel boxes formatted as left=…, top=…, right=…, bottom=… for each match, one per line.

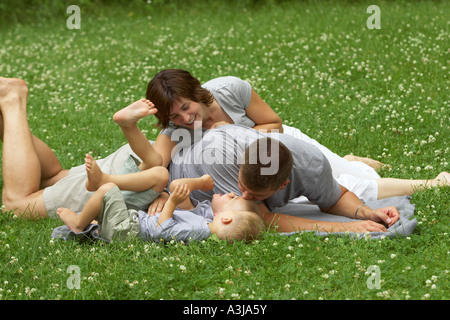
left=169, top=184, right=191, bottom=205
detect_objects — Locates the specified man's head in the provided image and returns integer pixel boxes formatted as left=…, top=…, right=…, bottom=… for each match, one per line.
left=238, top=137, right=293, bottom=201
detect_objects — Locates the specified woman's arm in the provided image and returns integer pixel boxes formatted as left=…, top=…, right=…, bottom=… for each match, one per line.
left=245, top=89, right=283, bottom=133
left=153, top=133, right=177, bottom=168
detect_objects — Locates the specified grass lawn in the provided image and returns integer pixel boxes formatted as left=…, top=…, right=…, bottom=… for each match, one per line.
left=0, top=0, right=448, bottom=302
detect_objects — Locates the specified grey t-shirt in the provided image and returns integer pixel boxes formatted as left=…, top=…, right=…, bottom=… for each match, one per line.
left=169, top=124, right=342, bottom=211
left=138, top=198, right=213, bottom=243
left=159, top=76, right=254, bottom=141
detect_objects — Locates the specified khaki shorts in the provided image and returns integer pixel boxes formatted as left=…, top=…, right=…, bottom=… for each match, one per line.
left=98, top=185, right=140, bottom=241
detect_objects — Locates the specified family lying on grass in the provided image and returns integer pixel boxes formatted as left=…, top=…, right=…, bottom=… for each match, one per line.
left=1, top=71, right=448, bottom=243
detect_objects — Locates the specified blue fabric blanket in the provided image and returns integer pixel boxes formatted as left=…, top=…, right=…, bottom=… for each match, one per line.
left=277, top=196, right=416, bottom=239
left=52, top=196, right=416, bottom=242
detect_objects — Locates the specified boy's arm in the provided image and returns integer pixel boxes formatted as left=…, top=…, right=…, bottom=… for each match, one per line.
left=156, top=184, right=190, bottom=228
left=156, top=197, right=177, bottom=228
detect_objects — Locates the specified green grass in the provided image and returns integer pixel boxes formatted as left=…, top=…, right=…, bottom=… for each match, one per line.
left=0, top=0, right=449, bottom=301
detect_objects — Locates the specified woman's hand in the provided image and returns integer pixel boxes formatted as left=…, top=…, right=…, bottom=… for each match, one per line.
left=147, top=192, right=169, bottom=215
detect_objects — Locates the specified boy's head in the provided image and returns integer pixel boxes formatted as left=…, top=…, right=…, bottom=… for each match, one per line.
left=210, top=192, right=264, bottom=243
left=238, top=137, right=293, bottom=201
left=146, top=69, right=214, bottom=129
left=210, top=210, right=265, bottom=244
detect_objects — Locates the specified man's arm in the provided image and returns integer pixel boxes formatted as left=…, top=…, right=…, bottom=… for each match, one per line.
left=256, top=201, right=392, bottom=234
left=322, top=185, right=400, bottom=228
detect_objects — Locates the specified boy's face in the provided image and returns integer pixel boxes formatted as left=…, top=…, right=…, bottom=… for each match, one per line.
left=211, top=192, right=252, bottom=214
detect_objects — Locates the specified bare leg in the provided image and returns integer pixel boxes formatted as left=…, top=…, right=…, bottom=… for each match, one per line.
left=113, top=99, right=162, bottom=170
left=0, top=77, right=67, bottom=218
left=168, top=175, right=214, bottom=210
left=0, top=105, right=68, bottom=190
left=344, top=155, right=385, bottom=171
left=169, top=175, right=215, bottom=193
left=57, top=182, right=116, bottom=232
left=376, top=172, right=450, bottom=199
left=84, top=154, right=168, bottom=193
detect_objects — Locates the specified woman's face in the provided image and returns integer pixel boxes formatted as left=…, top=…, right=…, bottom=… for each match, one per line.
left=168, top=98, right=203, bottom=129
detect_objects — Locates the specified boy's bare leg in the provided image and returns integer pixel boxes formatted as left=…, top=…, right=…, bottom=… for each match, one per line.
left=168, top=175, right=214, bottom=210
left=84, top=154, right=168, bottom=193
left=113, top=99, right=162, bottom=170
left=57, top=182, right=116, bottom=233
left=169, top=174, right=215, bottom=193
left=0, top=77, right=66, bottom=217
left=376, top=172, right=450, bottom=199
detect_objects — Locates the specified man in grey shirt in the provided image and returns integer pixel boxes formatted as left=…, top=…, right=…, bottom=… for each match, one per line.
left=169, top=124, right=400, bottom=234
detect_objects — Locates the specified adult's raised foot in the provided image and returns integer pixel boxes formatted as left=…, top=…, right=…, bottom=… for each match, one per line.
left=0, top=77, right=28, bottom=109
left=113, top=99, right=157, bottom=127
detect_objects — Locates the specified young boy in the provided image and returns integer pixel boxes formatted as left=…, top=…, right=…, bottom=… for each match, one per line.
left=56, top=99, right=264, bottom=243
left=56, top=156, right=264, bottom=243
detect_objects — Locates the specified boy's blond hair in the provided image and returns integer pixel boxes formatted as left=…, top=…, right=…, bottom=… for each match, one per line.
left=216, top=210, right=265, bottom=244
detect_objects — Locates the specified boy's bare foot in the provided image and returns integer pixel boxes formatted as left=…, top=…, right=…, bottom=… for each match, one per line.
left=113, top=99, right=157, bottom=127
left=200, top=174, right=215, bottom=191
left=0, top=77, right=28, bottom=109
left=433, top=172, right=450, bottom=187
left=57, top=208, right=84, bottom=233
left=344, top=155, right=385, bottom=171
left=85, top=154, right=108, bottom=191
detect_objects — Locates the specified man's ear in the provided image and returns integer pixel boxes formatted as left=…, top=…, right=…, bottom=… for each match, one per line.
left=221, top=217, right=233, bottom=224
left=278, top=179, right=290, bottom=191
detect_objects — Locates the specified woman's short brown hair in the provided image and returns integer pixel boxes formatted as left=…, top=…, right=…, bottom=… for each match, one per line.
left=146, top=69, right=214, bottom=129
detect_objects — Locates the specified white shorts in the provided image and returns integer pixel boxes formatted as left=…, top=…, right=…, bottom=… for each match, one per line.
left=282, top=125, right=379, bottom=203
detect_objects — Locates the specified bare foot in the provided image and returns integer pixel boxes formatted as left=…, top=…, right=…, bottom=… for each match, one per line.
left=344, top=155, right=385, bottom=171
left=0, top=77, right=28, bottom=110
left=85, top=154, right=108, bottom=191
left=113, top=99, right=157, bottom=127
left=200, top=174, right=215, bottom=191
left=57, top=208, right=84, bottom=233
left=433, top=172, right=450, bottom=187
